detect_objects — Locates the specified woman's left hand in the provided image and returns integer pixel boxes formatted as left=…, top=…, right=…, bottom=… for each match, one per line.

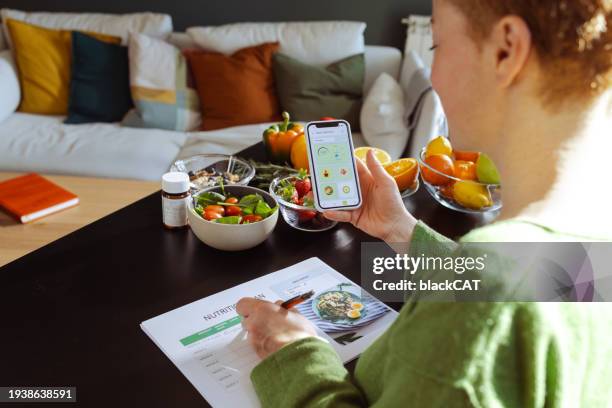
left=237, top=297, right=318, bottom=359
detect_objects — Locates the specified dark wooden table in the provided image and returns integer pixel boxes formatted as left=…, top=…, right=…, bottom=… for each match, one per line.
left=0, top=143, right=493, bottom=407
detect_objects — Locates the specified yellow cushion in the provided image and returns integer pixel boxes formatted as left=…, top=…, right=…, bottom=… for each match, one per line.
left=6, top=19, right=121, bottom=115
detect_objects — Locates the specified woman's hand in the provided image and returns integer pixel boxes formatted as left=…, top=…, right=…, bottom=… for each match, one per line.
left=324, top=149, right=417, bottom=243
left=236, top=297, right=318, bottom=359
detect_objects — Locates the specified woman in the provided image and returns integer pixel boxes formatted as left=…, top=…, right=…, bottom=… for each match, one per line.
left=237, top=0, right=612, bottom=406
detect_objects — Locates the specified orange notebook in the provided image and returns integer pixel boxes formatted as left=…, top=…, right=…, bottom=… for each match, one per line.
left=0, top=173, right=79, bottom=223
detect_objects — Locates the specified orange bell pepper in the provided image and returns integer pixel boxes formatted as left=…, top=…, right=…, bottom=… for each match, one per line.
left=263, top=111, right=303, bottom=164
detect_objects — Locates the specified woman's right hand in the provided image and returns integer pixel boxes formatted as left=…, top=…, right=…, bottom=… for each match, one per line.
left=323, top=149, right=417, bottom=243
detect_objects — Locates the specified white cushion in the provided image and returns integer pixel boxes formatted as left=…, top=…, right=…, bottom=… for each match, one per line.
left=399, top=51, right=448, bottom=158
left=0, top=23, right=6, bottom=50
left=0, top=50, right=19, bottom=123
left=404, top=91, right=448, bottom=158
left=360, top=73, right=409, bottom=160
left=0, top=9, right=172, bottom=46
left=0, top=113, right=187, bottom=180
left=187, top=21, right=365, bottom=67
left=363, top=45, right=401, bottom=95
left=167, top=32, right=198, bottom=49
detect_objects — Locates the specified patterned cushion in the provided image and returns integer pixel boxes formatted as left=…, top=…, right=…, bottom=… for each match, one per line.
left=122, top=32, right=201, bottom=131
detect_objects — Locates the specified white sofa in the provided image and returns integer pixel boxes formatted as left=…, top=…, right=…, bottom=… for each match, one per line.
left=0, top=24, right=402, bottom=181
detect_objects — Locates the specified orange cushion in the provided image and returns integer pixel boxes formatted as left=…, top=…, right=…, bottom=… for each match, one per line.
left=184, top=42, right=281, bottom=130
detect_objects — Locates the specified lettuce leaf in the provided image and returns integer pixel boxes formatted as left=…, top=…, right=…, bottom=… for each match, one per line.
left=196, top=191, right=226, bottom=206
left=214, top=216, right=242, bottom=224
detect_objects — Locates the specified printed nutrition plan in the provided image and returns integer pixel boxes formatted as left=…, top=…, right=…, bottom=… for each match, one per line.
left=141, top=257, right=397, bottom=407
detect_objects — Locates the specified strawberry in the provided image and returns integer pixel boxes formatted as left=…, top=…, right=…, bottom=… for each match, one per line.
left=290, top=188, right=299, bottom=204
left=295, top=178, right=311, bottom=197
left=298, top=210, right=317, bottom=222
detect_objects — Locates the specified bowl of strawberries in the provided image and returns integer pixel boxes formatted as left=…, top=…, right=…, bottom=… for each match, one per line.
left=269, top=171, right=338, bottom=232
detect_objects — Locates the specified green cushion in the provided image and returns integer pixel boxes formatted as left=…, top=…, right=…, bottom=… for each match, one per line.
left=65, top=32, right=132, bottom=124
left=273, top=53, right=364, bottom=130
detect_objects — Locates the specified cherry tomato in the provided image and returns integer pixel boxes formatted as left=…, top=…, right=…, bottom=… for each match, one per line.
left=242, top=215, right=263, bottom=224
left=204, top=205, right=225, bottom=215
left=225, top=197, right=239, bottom=204
left=225, top=205, right=242, bottom=216
left=203, top=210, right=222, bottom=221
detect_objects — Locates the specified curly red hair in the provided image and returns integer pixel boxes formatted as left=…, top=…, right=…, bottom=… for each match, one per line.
left=446, top=0, right=612, bottom=104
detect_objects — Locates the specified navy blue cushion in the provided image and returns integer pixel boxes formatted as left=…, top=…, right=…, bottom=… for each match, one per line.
left=65, top=32, right=132, bottom=124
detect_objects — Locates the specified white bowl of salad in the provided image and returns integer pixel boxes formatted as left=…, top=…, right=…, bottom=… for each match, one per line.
left=188, top=185, right=278, bottom=251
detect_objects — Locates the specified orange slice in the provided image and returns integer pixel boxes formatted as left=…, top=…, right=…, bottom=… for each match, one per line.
left=384, top=158, right=419, bottom=191
left=354, top=147, right=392, bottom=165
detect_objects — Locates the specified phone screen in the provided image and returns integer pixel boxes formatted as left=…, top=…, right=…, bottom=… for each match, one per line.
left=306, top=121, right=362, bottom=210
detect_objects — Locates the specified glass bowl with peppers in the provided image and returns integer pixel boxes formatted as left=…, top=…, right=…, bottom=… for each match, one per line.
left=262, top=111, right=304, bottom=164
left=269, top=170, right=338, bottom=232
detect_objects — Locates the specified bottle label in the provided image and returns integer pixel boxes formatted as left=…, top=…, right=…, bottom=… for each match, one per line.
left=162, top=196, right=190, bottom=227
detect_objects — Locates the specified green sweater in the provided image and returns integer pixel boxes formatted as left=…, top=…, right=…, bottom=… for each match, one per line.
left=251, top=220, right=612, bottom=407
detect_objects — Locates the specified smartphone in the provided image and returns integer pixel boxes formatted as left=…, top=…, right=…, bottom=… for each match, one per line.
left=305, top=120, right=362, bottom=212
